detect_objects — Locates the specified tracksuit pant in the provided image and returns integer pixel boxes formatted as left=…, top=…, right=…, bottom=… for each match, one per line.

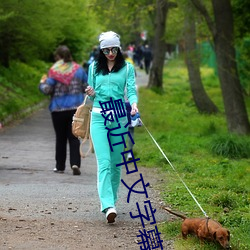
left=90, top=110, right=128, bottom=212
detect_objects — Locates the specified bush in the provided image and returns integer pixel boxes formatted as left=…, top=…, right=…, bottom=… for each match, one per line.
left=210, top=191, right=237, bottom=209
left=0, top=60, right=49, bottom=123
left=210, top=135, right=250, bottom=159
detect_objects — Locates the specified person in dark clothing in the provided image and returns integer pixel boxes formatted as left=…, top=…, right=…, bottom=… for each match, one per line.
left=143, top=44, right=152, bottom=74
left=87, top=46, right=99, bottom=67
left=133, top=45, right=144, bottom=69
left=39, top=45, right=88, bottom=175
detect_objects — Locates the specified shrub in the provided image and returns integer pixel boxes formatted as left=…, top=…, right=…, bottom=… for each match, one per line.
left=210, top=191, right=237, bottom=209
left=210, top=135, right=250, bottom=159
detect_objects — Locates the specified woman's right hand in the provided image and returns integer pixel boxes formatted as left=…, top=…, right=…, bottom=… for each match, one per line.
left=131, top=103, right=138, bottom=116
left=85, top=86, right=95, bottom=97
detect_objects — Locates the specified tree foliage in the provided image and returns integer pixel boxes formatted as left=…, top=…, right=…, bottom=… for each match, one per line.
left=91, top=0, right=155, bottom=46
left=232, top=0, right=250, bottom=95
left=0, top=0, right=99, bottom=67
left=232, top=0, right=250, bottom=39
left=164, top=2, right=184, bottom=44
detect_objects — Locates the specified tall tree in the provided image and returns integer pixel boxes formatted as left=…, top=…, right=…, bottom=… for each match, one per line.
left=184, top=1, right=218, bottom=114
left=148, top=0, right=176, bottom=89
left=191, top=0, right=250, bottom=134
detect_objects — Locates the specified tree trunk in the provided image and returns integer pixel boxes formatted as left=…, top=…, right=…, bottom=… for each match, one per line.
left=212, top=0, right=250, bottom=134
left=147, top=0, right=168, bottom=90
left=184, top=4, right=218, bottom=114
left=191, top=0, right=250, bottom=134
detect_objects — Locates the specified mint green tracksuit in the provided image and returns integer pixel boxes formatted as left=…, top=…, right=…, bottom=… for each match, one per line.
left=88, top=62, right=137, bottom=212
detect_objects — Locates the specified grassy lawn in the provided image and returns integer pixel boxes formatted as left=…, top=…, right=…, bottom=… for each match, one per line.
left=0, top=60, right=49, bottom=123
left=135, top=58, right=250, bottom=250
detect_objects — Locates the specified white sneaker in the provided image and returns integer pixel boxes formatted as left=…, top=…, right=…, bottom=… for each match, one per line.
left=53, top=168, right=64, bottom=173
left=105, top=207, right=117, bottom=223
left=127, top=152, right=132, bottom=161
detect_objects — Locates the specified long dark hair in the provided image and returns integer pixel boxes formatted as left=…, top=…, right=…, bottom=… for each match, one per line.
left=95, top=48, right=126, bottom=75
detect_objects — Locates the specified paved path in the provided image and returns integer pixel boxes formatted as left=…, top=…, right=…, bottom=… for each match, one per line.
left=0, top=71, right=172, bottom=249
left=135, top=68, right=149, bottom=88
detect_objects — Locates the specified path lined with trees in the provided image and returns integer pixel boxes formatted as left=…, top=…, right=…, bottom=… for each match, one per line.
left=0, top=1, right=249, bottom=249
left=0, top=0, right=249, bottom=135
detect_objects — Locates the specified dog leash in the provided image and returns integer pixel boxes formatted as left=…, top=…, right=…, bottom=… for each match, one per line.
left=139, top=118, right=209, bottom=218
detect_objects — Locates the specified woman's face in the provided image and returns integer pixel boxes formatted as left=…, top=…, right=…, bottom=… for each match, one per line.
left=102, top=47, right=118, bottom=61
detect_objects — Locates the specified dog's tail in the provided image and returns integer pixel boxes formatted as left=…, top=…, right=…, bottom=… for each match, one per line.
left=161, top=206, right=187, bottom=220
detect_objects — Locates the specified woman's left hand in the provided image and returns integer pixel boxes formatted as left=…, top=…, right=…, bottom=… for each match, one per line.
left=131, top=103, right=138, bottom=116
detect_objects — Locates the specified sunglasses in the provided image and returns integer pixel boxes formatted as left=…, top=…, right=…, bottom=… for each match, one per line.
left=102, top=47, right=119, bottom=55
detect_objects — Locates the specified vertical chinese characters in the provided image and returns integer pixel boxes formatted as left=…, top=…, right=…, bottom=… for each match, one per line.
left=99, top=97, right=163, bottom=249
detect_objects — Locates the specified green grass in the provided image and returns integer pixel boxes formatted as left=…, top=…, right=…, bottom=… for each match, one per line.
left=134, top=59, right=250, bottom=250
left=0, top=60, right=50, bottom=123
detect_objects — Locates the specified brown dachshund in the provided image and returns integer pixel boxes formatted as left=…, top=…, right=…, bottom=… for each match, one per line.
left=162, top=207, right=231, bottom=249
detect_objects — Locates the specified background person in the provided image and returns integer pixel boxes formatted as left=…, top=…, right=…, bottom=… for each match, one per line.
left=143, top=44, right=153, bottom=74
left=84, top=46, right=100, bottom=73
left=85, top=31, right=138, bottom=223
left=39, top=45, right=88, bottom=175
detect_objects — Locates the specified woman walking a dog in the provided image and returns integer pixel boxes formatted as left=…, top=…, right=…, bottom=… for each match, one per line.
left=85, top=31, right=138, bottom=223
